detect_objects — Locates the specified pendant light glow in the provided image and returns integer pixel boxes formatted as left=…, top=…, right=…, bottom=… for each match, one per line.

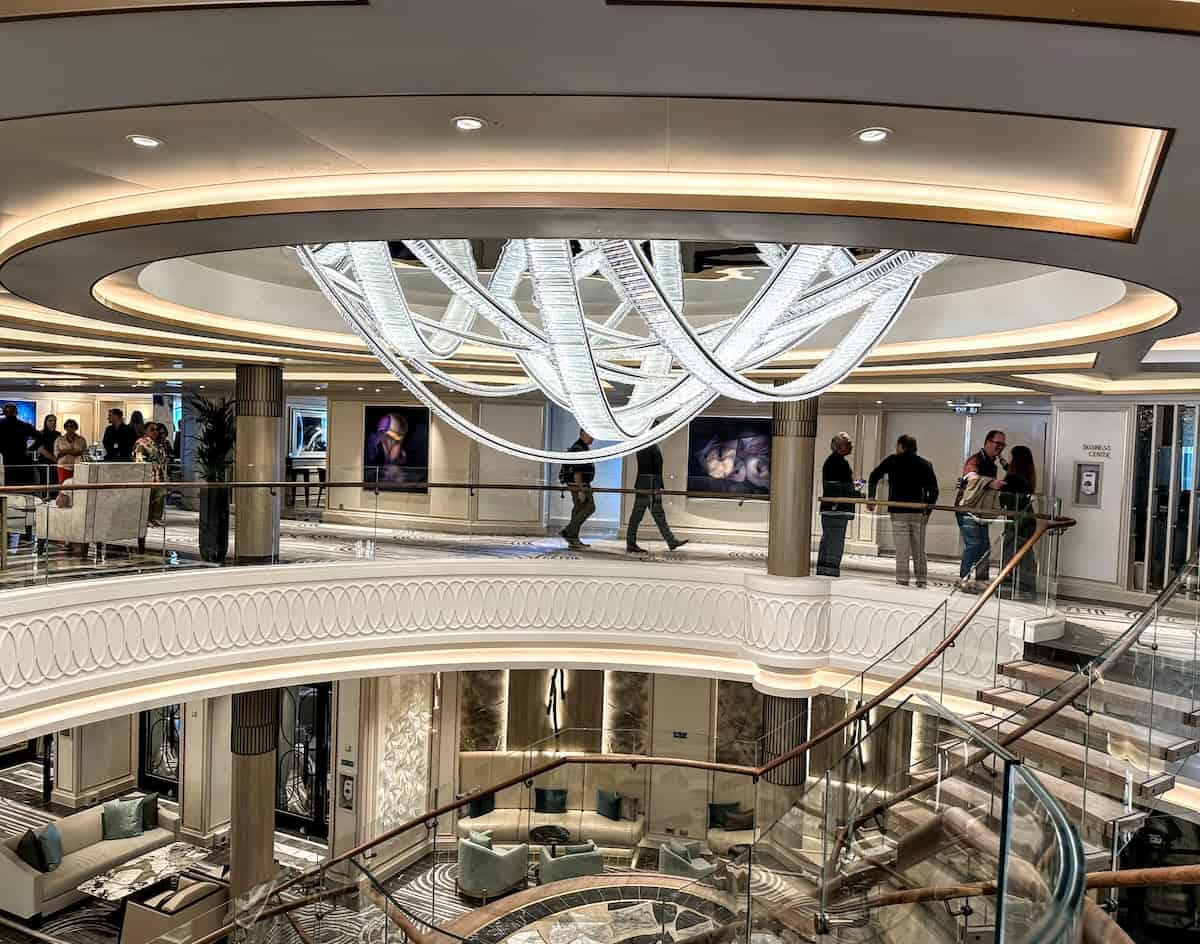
left=295, top=239, right=944, bottom=462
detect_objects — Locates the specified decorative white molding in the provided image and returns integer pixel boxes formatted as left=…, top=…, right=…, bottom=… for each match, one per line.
left=0, top=562, right=1029, bottom=746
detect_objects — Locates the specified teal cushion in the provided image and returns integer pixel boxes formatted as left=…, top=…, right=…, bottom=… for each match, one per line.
left=597, top=789, right=621, bottom=822
left=37, top=823, right=62, bottom=872
left=708, top=801, right=739, bottom=828
left=466, top=792, right=495, bottom=819
left=535, top=788, right=567, bottom=813
left=468, top=830, right=493, bottom=849
left=102, top=798, right=144, bottom=840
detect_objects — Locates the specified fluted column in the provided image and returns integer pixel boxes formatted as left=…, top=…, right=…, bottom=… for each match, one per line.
left=768, top=397, right=819, bottom=577
left=230, top=689, right=280, bottom=901
left=234, top=365, right=283, bottom=563
left=762, top=694, right=809, bottom=786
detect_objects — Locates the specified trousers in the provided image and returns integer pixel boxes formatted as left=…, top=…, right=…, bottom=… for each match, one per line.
left=563, top=486, right=596, bottom=540
left=627, top=475, right=678, bottom=546
left=817, top=512, right=850, bottom=577
left=891, top=511, right=928, bottom=586
left=957, top=512, right=992, bottom=581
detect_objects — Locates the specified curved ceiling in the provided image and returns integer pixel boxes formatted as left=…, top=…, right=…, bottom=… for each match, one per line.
left=0, top=1, right=1196, bottom=392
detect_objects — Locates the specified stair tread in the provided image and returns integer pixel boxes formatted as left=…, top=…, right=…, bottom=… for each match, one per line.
left=951, top=714, right=1174, bottom=796
left=977, top=686, right=1200, bottom=761
left=999, top=659, right=1200, bottom=725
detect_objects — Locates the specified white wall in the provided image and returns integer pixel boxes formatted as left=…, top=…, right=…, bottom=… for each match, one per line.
left=1051, top=405, right=1132, bottom=586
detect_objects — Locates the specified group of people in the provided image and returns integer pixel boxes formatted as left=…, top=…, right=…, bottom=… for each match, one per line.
left=557, top=433, right=688, bottom=554
left=818, top=428, right=1039, bottom=597
left=0, top=405, right=173, bottom=528
left=558, top=425, right=1040, bottom=597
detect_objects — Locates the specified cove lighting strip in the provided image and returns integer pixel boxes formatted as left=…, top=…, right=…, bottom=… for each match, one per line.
left=296, top=239, right=943, bottom=462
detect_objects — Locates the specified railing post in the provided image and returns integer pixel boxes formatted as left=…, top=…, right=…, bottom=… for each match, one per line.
left=993, top=758, right=1017, bottom=941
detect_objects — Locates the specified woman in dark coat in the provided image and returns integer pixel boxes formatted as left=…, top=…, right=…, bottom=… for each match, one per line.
left=1000, top=445, right=1038, bottom=600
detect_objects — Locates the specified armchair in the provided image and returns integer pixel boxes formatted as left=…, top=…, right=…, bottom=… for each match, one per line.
left=657, top=841, right=718, bottom=880
left=456, top=837, right=527, bottom=902
left=537, top=841, right=603, bottom=884
left=34, top=462, right=152, bottom=554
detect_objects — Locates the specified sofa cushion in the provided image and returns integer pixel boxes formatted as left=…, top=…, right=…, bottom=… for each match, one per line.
left=161, top=882, right=220, bottom=914
left=102, top=798, right=144, bottom=840
left=15, top=830, right=48, bottom=873
left=466, top=793, right=495, bottom=819
left=136, top=794, right=160, bottom=831
left=596, top=790, right=621, bottom=822
left=42, top=828, right=173, bottom=900
left=619, top=795, right=639, bottom=822
left=38, top=824, right=62, bottom=872
left=56, top=808, right=103, bottom=856
left=534, top=788, right=567, bottom=813
left=708, top=802, right=740, bottom=828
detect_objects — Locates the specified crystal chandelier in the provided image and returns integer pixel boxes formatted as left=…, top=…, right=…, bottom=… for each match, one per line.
left=295, top=239, right=944, bottom=462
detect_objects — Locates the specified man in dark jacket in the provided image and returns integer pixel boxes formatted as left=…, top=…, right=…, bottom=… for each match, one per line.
left=626, top=443, right=688, bottom=554
left=560, top=429, right=596, bottom=550
left=867, top=434, right=940, bottom=587
left=102, top=408, right=136, bottom=461
left=817, top=432, right=858, bottom=577
left=0, top=402, right=36, bottom=486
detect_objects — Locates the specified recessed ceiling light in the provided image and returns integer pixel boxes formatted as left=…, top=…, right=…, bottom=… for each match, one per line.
left=357, top=386, right=364, bottom=391
left=452, top=115, right=486, bottom=132
left=375, top=388, right=381, bottom=393
left=1016, top=399, right=1024, bottom=404
left=875, top=399, right=883, bottom=404
left=171, top=362, right=183, bottom=369
left=126, top=133, right=163, bottom=149
left=199, top=385, right=205, bottom=389
left=314, top=385, right=321, bottom=390
left=98, top=383, right=105, bottom=387
left=856, top=127, right=891, bottom=144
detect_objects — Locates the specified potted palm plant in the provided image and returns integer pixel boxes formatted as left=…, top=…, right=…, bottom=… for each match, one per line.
left=187, top=396, right=235, bottom=563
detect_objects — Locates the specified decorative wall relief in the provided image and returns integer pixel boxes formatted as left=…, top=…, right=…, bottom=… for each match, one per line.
left=458, top=670, right=507, bottom=751
left=374, top=673, right=432, bottom=832
left=603, top=671, right=652, bottom=755
left=715, top=680, right=764, bottom=766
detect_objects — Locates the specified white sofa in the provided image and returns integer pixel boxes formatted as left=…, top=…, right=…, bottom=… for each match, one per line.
left=0, top=459, right=36, bottom=543
left=34, top=462, right=153, bottom=552
left=706, top=771, right=758, bottom=855
left=0, top=804, right=180, bottom=919
left=457, top=752, right=647, bottom=848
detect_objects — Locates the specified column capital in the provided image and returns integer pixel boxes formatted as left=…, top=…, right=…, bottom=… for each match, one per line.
left=772, top=398, right=818, bottom=438
left=231, top=689, right=280, bottom=756
left=234, top=364, right=283, bottom=418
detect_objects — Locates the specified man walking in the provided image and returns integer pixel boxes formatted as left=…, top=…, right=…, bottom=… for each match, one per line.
left=956, top=428, right=1007, bottom=591
left=102, top=408, right=136, bottom=461
left=817, top=432, right=859, bottom=577
left=867, top=434, right=939, bottom=587
left=560, top=429, right=596, bottom=550
left=626, top=443, right=688, bottom=554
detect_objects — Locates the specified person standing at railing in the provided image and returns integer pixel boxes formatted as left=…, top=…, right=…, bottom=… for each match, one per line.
left=1000, top=445, right=1039, bottom=601
left=33, top=414, right=59, bottom=498
left=0, top=402, right=36, bottom=487
left=134, top=422, right=169, bottom=527
left=53, top=419, right=86, bottom=484
left=817, top=432, right=860, bottom=577
left=102, top=408, right=136, bottom=462
left=559, top=428, right=596, bottom=551
left=626, top=442, right=688, bottom=554
left=866, top=434, right=939, bottom=588
left=955, top=429, right=1007, bottom=593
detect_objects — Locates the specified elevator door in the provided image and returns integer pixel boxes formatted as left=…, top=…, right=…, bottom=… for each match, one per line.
left=275, top=683, right=332, bottom=839
left=1133, top=404, right=1198, bottom=592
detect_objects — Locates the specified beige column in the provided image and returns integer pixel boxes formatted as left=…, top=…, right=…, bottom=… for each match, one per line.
left=234, top=365, right=283, bottom=563
left=768, top=397, right=819, bottom=577
left=230, top=689, right=279, bottom=901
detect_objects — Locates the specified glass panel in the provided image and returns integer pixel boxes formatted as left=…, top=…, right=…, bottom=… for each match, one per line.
left=139, top=704, right=182, bottom=799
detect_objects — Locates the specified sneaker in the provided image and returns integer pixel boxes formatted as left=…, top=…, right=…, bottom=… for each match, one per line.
left=896, top=580, right=910, bottom=587
left=962, top=581, right=983, bottom=595
left=915, top=582, right=928, bottom=589
left=668, top=540, right=689, bottom=551
left=626, top=544, right=648, bottom=554
left=568, top=539, right=589, bottom=550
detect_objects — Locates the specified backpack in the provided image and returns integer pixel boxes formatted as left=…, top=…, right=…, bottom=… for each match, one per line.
left=558, top=462, right=574, bottom=485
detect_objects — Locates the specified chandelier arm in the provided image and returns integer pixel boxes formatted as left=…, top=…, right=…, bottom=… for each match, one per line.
left=525, top=238, right=651, bottom=440
left=402, top=239, right=549, bottom=349
left=423, top=238, right=485, bottom=355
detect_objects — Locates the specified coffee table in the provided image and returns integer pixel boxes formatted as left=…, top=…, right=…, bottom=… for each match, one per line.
left=77, top=841, right=211, bottom=903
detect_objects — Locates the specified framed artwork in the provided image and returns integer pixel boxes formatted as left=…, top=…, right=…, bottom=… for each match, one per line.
left=291, top=408, right=327, bottom=456
left=10, top=400, right=35, bottom=426
left=687, top=416, right=772, bottom=495
left=362, top=405, right=430, bottom=490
